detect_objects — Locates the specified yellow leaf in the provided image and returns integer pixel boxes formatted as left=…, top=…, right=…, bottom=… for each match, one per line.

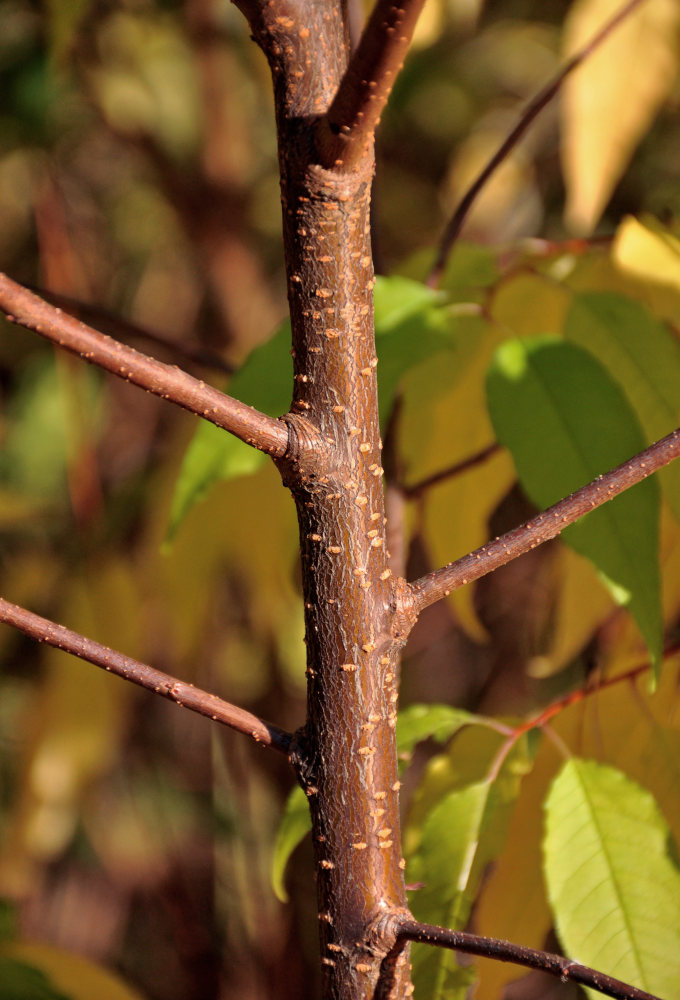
left=490, top=271, right=572, bottom=336
left=612, top=215, right=680, bottom=322
left=534, top=547, right=614, bottom=677
left=561, top=0, right=680, bottom=233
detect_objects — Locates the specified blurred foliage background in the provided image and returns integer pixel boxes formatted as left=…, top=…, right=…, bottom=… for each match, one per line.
left=0, top=0, right=679, bottom=998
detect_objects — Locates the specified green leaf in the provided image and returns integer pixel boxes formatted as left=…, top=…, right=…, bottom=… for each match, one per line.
left=409, top=738, right=531, bottom=1000
left=270, top=785, right=310, bottom=903
left=396, top=704, right=494, bottom=773
left=565, top=292, right=680, bottom=522
left=544, top=758, right=680, bottom=997
left=374, top=276, right=457, bottom=427
left=166, top=322, right=292, bottom=539
left=0, top=958, right=70, bottom=1000
left=486, top=336, right=662, bottom=673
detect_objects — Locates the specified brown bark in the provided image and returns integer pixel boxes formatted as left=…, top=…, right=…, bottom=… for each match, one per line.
left=1, top=2, right=676, bottom=999
left=232, top=2, right=421, bottom=996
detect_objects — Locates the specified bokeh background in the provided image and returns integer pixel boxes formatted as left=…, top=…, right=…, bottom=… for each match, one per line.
left=1, top=1, right=679, bottom=998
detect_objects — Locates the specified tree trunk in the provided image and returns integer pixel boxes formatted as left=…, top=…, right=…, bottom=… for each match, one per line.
left=237, top=1, right=416, bottom=996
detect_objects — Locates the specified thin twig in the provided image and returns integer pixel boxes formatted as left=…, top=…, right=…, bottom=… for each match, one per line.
left=0, top=597, right=293, bottom=754
left=394, top=918, right=662, bottom=1000
left=403, top=443, right=500, bottom=499
left=426, top=0, right=648, bottom=288
left=409, top=427, right=680, bottom=615
left=316, top=0, right=427, bottom=171
left=0, top=273, right=288, bottom=458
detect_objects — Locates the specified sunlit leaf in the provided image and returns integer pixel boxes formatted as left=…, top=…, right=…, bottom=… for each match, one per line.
left=544, top=758, right=680, bottom=997
left=612, top=215, right=680, bottom=321
left=271, top=785, right=310, bottom=903
left=486, top=336, right=662, bottom=673
left=561, top=0, right=680, bottom=232
left=564, top=291, right=680, bottom=522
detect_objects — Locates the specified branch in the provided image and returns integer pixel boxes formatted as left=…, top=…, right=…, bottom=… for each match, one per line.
left=394, top=918, right=662, bottom=1000
left=426, top=0, right=648, bottom=288
left=0, top=597, right=293, bottom=754
left=316, top=0, right=427, bottom=171
left=0, top=273, right=288, bottom=458
left=409, top=427, right=680, bottom=615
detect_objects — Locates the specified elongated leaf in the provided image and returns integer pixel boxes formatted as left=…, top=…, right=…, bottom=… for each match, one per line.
left=544, top=758, right=680, bottom=997
left=564, top=291, right=680, bottom=521
left=561, top=0, right=680, bottom=233
left=409, top=738, right=531, bottom=1000
left=270, top=785, right=310, bottom=903
left=486, top=336, right=662, bottom=672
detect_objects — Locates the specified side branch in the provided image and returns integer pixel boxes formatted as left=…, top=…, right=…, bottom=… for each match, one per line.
left=0, top=597, right=293, bottom=754
left=0, top=274, right=288, bottom=458
left=316, top=0, right=426, bottom=170
left=394, top=918, right=661, bottom=1000
left=410, top=428, right=680, bottom=615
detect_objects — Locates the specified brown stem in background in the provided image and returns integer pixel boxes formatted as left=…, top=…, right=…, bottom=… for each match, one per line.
left=391, top=917, right=662, bottom=1000
left=29, top=288, right=234, bottom=374
left=426, top=0, right=648, bottom=288
left=409, top=427, right=680, bottom=615
left=0, top=598, right=292, bottom=754
left=403, top=443, right=500, bottom=499
left=317, top=0, right=427, bottom=171
left=0, top=273, right=289, bottom=458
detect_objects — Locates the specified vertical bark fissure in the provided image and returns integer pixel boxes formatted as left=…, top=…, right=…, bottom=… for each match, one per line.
left=234, top=2, right=413, bottom=996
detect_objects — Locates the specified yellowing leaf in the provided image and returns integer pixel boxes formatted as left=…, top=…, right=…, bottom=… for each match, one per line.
left=561, top=0, right=680, bottom=233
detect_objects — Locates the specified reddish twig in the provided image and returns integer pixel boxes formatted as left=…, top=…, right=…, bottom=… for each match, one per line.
left=426, top=0, right=648, bottom=288
left=403, top=443, right=500, bottom=499
left=409, top=427, right=680, bottom=615
left=393, top=917, right=662, bottom=1000
left=316, top=0, right=427, bottom=171
left=0, top=273, right=288, bottom=458
left=0, top=597, right=292, bottom=754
